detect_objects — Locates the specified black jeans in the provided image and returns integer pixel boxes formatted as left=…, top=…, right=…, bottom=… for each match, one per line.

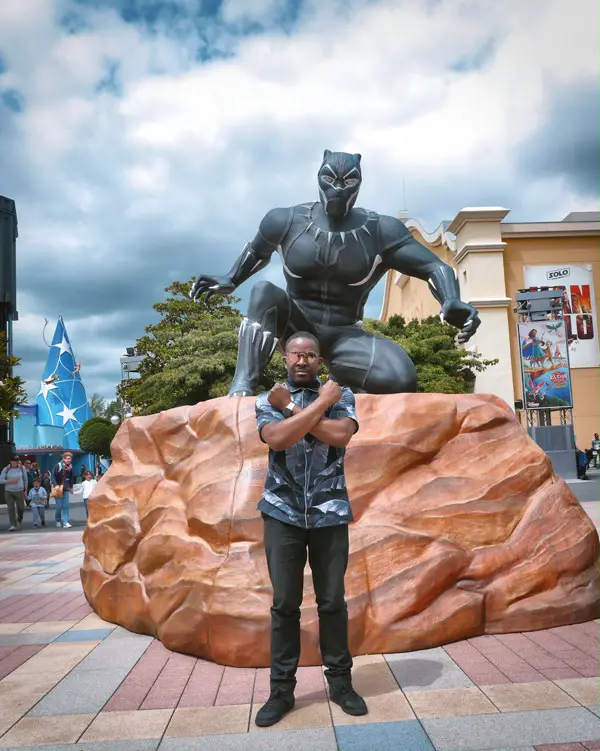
left=263, top=513, right=352, bottom=692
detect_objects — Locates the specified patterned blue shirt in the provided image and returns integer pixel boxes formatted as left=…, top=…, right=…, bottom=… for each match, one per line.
left=255, top=379, right=358, bottom=529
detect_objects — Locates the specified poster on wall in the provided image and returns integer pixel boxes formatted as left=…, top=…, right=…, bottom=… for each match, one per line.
left=523, top=264, right=599, bottom=368
left=518, top=320, right=573, bottom=409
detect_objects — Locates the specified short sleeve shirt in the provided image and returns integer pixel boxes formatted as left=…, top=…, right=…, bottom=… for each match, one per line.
left=255, top=379, right=358, bottom=529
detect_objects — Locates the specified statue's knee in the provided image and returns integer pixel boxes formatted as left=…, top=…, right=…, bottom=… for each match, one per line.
left=248, top=281, right=283, bottom=316
left=250, top=281, right=276, bottom=304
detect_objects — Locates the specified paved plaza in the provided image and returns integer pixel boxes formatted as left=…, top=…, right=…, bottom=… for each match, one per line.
left=0, top=502, right=598, bottom=751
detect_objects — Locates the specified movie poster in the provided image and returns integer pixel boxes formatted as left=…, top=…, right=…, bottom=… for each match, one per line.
left=519, top=320, right=573, bottom=409
left=523, top=264, right=599, bottom=368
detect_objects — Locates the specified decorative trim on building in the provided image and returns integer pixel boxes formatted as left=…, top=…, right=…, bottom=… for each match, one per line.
left=447, top=207, right=510, bottom=236
left=501, top=221, right=600, bottom=238
left=404, top=218, right=455, bottom=251
left=454, top=242, right=507, bottom=264
left=466, top=297, right=512, bottom=308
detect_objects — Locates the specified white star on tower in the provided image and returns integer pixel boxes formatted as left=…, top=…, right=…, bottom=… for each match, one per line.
left=53, top=335, right=72, bottom=356
left=38, top=380, right=58, bottom=399
left=56, top=405, right=78, bottom=425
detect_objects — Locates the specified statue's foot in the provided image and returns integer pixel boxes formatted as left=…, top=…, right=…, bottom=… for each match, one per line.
left=228, top=381, right=256, bottom=397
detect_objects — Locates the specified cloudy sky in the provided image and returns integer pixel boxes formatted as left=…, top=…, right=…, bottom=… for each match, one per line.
left=1, top=0, right=598, bottom=403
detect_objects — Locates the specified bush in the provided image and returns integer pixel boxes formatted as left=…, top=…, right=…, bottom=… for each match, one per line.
left=78, top=417, right=118, bottom=457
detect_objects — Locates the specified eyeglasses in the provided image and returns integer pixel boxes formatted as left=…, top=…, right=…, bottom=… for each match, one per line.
left=285, top=351, right=319, bottom=363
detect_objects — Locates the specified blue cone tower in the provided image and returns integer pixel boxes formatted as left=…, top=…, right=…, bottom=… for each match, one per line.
left=35, top=316, right=93, bottom=450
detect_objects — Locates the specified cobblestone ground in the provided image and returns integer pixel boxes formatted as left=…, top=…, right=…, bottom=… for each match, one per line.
left=0, top=527, right=598, bottom=751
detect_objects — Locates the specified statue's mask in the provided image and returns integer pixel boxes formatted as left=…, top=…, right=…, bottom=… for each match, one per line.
left=317, top=149, right=362, bottom=219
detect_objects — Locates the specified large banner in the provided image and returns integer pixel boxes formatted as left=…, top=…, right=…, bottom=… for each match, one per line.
left=518, top=320, right=573, bottom=409
left=524, top=264, right=599, bottom=368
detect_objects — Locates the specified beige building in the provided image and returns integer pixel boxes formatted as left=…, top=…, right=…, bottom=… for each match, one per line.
left=380, top=208, right=600, bottom=444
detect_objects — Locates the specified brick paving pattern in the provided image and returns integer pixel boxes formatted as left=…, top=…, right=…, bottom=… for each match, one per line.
left=0, top=528, right=597, bottom=750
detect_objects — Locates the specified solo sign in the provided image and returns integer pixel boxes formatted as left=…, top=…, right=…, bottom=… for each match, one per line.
left=546, top=268, right=570, bottom=281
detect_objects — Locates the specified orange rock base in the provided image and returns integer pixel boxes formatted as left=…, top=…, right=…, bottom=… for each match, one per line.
left=81, top=393, right=600, bottom=667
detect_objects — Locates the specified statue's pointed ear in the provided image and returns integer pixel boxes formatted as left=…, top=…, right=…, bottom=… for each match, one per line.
left=354, top=153, right=362, bottom=164
left=323, top=149, right=332, bottom=161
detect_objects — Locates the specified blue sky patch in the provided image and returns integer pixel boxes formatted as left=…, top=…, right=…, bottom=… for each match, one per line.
left=1, top=89, right=25, bottom=113
left=58, top=8, right=88, bottom=34
left=95, top=60, right=122, bottom=95
left=450, top=37, right=496, bottom=73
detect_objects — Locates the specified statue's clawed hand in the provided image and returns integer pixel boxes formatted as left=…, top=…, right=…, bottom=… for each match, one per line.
left=190, top=275, right=236, bottom=305
left=440, top=299, right=481, bottom=344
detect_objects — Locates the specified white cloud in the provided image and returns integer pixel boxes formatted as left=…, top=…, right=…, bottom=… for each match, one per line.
left=0, top=0, right=597, bottom=402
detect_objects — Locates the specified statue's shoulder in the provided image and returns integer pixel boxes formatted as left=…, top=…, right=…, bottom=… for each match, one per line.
left=258, top=206, right=295, bottom=244
left=375, top=212, right=413, bottom=253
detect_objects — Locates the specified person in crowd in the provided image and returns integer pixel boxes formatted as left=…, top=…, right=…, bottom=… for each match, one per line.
left=576, top=446, right=589, bottom=480
left=592, top=433, right=600, bottom=469
left=23, top=459, right=37, bottom=504
left=41, top=471, right=52, bottom=508
left=27, top=478, right=47, bottom=528
left=51, top=451, right=74, bottom=528
left=81, top=470, right=97, bottom=519
left=0, top=455, right=28, bottom=531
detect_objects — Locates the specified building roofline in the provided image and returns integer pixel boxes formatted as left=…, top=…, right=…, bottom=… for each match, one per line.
left=447, top=207, right=510, bottom=235
left=501, top=221, right=600, bottom=237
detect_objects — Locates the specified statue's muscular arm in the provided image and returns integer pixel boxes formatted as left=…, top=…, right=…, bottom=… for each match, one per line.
left=378, top=214, right=481, bottom=342
left=191, top=207, right=292, bottom=303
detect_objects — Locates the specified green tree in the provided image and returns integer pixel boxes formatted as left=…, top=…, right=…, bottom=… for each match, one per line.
left=366, top=315, right=498, bottom=393
left=88, top=393, right=106, bottom=417
left=0, top=332, right=27, bottom=424
left=78, top=417, right=118, bottom=458
left=119, top=279, right=286, bottom=415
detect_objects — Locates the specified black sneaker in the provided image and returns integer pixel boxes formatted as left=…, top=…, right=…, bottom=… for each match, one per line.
left=329, top=682, right=368, bottom=716
left=255, top=689, right=295, bottom=727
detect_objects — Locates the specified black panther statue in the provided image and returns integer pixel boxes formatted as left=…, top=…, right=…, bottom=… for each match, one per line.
left=191, top=150, right=480, bottom=396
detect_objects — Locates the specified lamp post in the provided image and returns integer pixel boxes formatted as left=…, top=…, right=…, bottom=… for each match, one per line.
left=110, top=407, right=132, bottom=426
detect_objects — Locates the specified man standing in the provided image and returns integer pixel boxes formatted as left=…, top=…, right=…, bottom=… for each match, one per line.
left=254, top=332, right=366, bottom=727
left=0, top=455, right=27, bottom=531
left=592, top=433, right=600, bottom=469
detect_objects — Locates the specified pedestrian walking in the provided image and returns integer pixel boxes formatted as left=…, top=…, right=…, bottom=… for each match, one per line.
left=23, top=459, right=36, bottom=505
left=51, top=451, right=74, bottom=528
left=81, top=470, right=97, bottom=519
left=41, top=472, right=52, bottom=508
left=27, top=479, right=47, bottom=527
left=592, top=433, right=600, bottom=469
left=0, top=455, right=28, bottom=531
